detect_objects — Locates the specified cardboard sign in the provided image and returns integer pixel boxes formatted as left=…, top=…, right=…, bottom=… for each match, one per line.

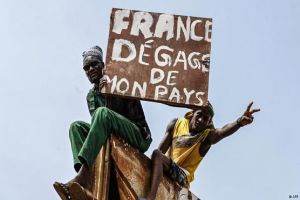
left=102, top=8, right=212, bottom=107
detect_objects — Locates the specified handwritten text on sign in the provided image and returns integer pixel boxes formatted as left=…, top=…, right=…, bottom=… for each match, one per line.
left=103, top=8, right=212, bottom=107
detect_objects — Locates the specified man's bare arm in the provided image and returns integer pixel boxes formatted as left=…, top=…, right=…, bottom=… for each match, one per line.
left=208, top=102, right=260, bottom=145
left=158, top=118, right=177, bottom=154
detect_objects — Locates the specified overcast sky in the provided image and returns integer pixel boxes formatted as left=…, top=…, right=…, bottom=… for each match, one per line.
left=0, top=0, right=299, bottom=199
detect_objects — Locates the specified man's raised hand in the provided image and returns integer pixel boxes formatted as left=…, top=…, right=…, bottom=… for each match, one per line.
left=237, top=101, right=260, bottom=127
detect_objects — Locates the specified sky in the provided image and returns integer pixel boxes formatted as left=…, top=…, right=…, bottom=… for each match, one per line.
left=0, top=0, right=299, bottom=199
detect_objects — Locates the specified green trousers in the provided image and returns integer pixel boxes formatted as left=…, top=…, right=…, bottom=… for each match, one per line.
left=69, top=107, right=152, bottom=171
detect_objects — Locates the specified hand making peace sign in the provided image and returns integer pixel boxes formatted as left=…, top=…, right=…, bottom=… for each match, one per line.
left=237, top=101, right=261, bottom=127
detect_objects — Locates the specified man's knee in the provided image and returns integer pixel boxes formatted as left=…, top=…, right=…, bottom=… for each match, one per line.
left=151, top=149, right=163, bottom=160
left=152, top=149, right=172, bottom=170
left=94, top=107, right=111, bottom=118
left=69, top=121, right=85, bottom=138
left=70, top=121, right=82, bottom=131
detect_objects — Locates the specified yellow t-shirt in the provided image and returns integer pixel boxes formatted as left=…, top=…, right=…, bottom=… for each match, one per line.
left=169, top=116, right=212, bottom=186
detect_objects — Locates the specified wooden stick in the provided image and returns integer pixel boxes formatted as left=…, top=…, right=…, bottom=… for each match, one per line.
left=101, top=140, right=111, bottom=200
left=92, top=145, right=106, bottom=199
left=91, top=140, right=111, bottom=200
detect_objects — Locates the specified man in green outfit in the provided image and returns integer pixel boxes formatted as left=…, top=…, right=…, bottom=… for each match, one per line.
left=54, top=46, right=152, bottom=200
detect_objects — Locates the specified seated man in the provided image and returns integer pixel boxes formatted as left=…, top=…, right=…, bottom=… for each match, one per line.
left=140, top=102, right=260, bottom=200
left=54, top=46, right=152, bottom=200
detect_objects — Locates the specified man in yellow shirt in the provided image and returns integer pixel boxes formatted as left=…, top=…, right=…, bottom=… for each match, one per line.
left=140, top=101, right=260, bottom=200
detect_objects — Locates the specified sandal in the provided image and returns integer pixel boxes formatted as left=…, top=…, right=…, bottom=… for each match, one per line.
left=69, top=182, right=97, bottom=200
left=53, top=181, right=71, bottom=200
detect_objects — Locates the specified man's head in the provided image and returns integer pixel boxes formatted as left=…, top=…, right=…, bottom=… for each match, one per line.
left=82, top=46, right=104, bottom=84
left=189, top=102, right=214, bottom=133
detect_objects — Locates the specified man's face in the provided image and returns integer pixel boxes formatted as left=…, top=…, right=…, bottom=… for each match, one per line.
left=83, top=56, right=104, bottom=84
left=189, top=109, right=211, bottom=133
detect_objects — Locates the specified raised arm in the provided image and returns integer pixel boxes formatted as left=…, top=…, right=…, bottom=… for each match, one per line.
left=158, top=118, right=177, bottom=154
left=208, top=102, right=260, bottom=145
